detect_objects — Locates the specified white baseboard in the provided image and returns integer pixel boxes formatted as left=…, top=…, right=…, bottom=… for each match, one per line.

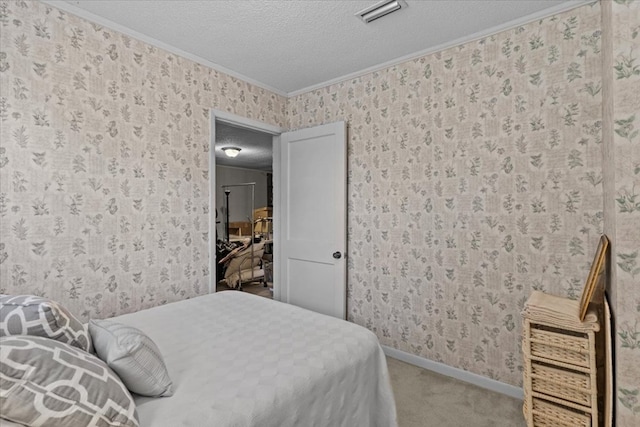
left=382, top=345, right=524, bottom=400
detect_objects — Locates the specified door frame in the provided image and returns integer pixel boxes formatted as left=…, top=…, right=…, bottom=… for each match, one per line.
left=209, top=110, right=283, bottom=298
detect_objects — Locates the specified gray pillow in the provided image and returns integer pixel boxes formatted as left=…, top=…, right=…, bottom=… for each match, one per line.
left=0, top=295, right=92, bottom=353
left=89, top=319, right=174, bottom=397
left=0, top=335, right=139, bottom=427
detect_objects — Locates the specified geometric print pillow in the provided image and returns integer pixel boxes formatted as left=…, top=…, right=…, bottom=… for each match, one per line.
left=0, top=295, right=92, bottom=353
left=0, top=335, right=139, bottom=427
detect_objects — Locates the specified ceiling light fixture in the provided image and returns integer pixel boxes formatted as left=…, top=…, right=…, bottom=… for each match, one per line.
left=222, top=147, right=241, bottom=158
left=356, top=0, right=407, bottom=24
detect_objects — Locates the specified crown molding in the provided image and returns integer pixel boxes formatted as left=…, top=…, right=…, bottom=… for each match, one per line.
left=41, top=0, right=289, bottom=98
left=288, top=0, right=595, bottom=97
left=41, top=0, right=595, bottom=99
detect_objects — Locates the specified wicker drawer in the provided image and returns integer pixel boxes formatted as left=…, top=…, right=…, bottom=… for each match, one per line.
left=531, top=363, right=592, bottom=406
left=531, top=398, right=591, bottom=427
left=529, top=328, right=590, bottom=367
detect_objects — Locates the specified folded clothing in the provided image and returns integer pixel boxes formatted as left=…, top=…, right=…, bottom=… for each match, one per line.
left=522, top=291, right=599, bottom=332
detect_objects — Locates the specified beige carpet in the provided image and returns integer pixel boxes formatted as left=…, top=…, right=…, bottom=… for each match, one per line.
left=386, top=357, right=526, bottom=427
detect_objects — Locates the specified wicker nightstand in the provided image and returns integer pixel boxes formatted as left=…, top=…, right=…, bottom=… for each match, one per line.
left=522, top=291, right=600, bottom=427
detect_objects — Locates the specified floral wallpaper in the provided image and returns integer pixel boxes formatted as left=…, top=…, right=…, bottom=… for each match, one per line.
left=612, top=0, right=640, bottom=424
left=0, top=0, right=286, bottom=319
left=1, top=2, right=637, bottom=424
left=288, top=3, right=604, bottom=388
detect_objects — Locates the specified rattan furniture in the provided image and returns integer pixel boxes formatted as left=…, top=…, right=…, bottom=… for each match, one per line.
left=522, top=291, right=600, bottom=427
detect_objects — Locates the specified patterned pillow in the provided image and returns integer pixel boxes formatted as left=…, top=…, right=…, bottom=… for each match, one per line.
left=0, top=295, right=92, bottom=352
left=89, top=319, right=174, bottom=397
left=0, top=336, right=139, bottom=427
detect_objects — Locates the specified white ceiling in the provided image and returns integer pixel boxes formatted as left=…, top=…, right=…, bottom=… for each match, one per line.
left=56, top=0, right=587, bottom=95
left=215, top=122, right=273, bottom=172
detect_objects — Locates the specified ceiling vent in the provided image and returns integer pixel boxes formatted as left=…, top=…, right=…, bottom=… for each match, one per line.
left=356, top=0, right=407, bottom=24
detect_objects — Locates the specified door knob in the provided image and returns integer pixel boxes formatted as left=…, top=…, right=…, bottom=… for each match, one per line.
left=333, top=251, right=342, bottom=259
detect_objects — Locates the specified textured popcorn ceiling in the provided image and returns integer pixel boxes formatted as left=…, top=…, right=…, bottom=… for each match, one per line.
left=56, top=0, right=586, bottom=94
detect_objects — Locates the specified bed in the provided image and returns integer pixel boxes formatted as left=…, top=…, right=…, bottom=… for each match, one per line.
left=0, top=292, right=397, bottom=426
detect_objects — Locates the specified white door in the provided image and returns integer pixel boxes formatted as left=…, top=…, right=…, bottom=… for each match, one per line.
left=279, top=121, right=346, bottom=319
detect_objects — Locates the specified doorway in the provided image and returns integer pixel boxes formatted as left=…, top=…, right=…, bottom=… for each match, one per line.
left=209, top=111, right=282, bottom=300
left=210, top=113, right=347, bottom=319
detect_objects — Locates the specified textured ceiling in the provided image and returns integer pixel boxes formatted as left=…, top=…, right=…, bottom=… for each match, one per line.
left=215, top=122, right=273, bottom=172
left=57, top=0, right=585, bottom=94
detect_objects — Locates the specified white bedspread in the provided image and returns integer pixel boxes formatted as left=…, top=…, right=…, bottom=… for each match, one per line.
left=112, top=291, right=397, bottom=427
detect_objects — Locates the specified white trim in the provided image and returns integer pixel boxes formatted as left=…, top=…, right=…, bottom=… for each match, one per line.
left=213, top=111, right=283, bottom=135
left=40, top=0, right=596, bottom=98
left=41, top=0, right=288, bottom=98
left=43, top=0, right=594, bottom=98
left=209, top=117, right=217, bottom=294
left=382, top=345, right=524, bottom=400
left=271, top=135, right=281, bottom=302
left=288, top=0, right=595, bottom=97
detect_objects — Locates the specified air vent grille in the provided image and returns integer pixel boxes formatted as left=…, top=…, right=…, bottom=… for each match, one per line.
left=355, top=0, right=407, bottom=24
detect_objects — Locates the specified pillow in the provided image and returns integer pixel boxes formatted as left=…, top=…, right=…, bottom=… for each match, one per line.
left=89, top=319, right=174, bottom=397
left=0, top=295, right=92, bottom=353
left=0, top=335, right=139, bottom=427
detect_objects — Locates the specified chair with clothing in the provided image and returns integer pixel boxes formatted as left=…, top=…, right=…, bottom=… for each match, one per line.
left=220, top=240, right=268, bottom=290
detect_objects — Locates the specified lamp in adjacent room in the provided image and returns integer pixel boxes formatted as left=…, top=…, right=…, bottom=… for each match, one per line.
left=222, top=147, right=241, bottom=158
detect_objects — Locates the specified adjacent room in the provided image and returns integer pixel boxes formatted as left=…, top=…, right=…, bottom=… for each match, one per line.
left=0, top=1, right=638, bottom=427
left=214, top=122, right=274, bottom=297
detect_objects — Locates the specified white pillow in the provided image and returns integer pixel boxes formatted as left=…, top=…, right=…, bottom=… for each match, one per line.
left=89, top=319, right=174, bottom=397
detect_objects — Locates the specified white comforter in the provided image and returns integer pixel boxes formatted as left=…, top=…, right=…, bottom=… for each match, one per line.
left=113, top=291, right=397, bottom=427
